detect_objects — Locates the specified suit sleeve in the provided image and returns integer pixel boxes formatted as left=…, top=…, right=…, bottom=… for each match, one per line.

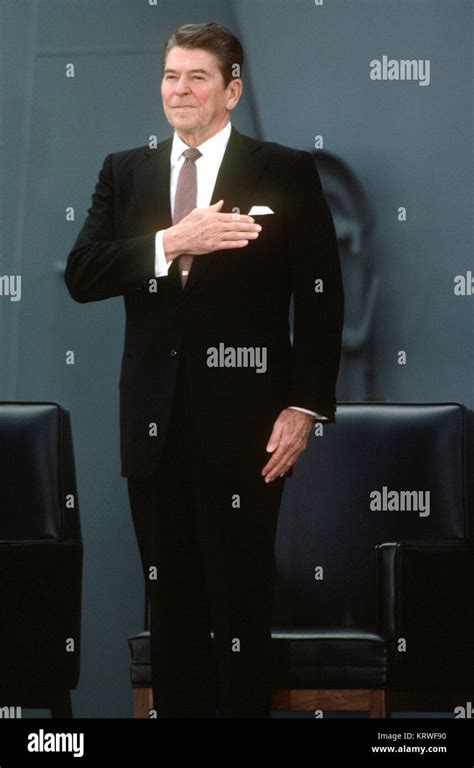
left=64, top=153, right=156, bottom=303
left=286, top=151, right=344, bottom=421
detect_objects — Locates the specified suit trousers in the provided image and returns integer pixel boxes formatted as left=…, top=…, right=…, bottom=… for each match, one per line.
left=127, top=354, right=286, bottom=718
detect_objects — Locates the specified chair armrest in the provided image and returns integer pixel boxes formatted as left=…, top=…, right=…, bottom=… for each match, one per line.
left=0, top=539, right=83, bottom=689
left=60, top=407, right=82, bottom=541
left=375, top=542, right=474, bottom=690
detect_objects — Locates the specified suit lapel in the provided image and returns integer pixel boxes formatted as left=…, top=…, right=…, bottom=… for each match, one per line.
left=185, top=126, right=267, bottom=293
left=133, top=137, right=183, bottom=291
left=133, top=126, right=267, bottom=294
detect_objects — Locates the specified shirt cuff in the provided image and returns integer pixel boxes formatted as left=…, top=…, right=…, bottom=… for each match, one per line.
left=288, top=406, right=328, bottom=420
left=155, top=230, right=173, bottom=277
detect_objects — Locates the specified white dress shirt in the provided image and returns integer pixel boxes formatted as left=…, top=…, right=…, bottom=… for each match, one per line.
left=153, top=121, right=325, bottom=422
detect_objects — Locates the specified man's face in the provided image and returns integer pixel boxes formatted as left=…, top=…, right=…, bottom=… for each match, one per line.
left=161, top=46, right=241, bottom=144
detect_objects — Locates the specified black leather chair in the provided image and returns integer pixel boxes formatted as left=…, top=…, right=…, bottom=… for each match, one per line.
left=272, top=402, right=474, bottom=716
left=128, top=403, right=474, bottom=717
left=0, top=403, right=82, bottom=717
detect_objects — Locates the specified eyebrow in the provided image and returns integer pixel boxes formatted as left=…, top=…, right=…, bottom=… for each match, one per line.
left=164, top=68, right=210, bottom=75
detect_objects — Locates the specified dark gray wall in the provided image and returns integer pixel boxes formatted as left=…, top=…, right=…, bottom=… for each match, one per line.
left=0, top=0, right=258, bottom=718
left=0, top=0, right=472, bottom=717
left=235, top=0, right=473, bottom=407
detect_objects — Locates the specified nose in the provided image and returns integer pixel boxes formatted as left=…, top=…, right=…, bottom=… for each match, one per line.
left=174, top=76, right=191, bottom=94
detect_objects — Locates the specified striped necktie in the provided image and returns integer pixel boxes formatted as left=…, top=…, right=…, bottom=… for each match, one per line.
left=172, top=147, right=202, bottom=287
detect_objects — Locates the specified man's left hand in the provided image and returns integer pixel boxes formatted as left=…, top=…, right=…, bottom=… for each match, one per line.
left=261, top=409, right=314, bottom=483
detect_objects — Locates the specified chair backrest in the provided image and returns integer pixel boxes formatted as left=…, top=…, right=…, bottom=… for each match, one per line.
left=0, top=403, right=81, bottom=541
left=0, top=402, right=82, bottom=691
left=274, top=403, right=471, bottom=630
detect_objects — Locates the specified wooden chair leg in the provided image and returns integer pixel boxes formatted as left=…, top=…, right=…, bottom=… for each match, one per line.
left=272, top=688, right=388, bottom=717
left=50, top=691, right=72, bottom=718
left=368, top=689, right=387, bottom=717
left=133, top=687, right=153, bottom=718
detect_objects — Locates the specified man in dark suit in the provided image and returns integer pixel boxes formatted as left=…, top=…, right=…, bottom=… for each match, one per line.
left=65, top=22, right=343, bottom=718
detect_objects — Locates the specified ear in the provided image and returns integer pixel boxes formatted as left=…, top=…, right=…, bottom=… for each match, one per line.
left=226, top=78, right=242, bottom=110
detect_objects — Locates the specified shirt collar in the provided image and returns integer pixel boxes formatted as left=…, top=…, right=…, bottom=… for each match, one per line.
left=170, top=121, right=232, bottom=167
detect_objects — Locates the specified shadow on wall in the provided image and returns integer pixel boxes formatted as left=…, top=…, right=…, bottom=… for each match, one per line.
left=313, top=152, right=379, bottom=402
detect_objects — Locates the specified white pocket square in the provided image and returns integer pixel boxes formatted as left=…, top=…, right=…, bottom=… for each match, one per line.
left=248, top=205, right=274, bottom=215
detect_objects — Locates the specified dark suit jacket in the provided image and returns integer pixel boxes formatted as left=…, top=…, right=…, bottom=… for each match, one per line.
left=64, top=126, right=344, bottom=478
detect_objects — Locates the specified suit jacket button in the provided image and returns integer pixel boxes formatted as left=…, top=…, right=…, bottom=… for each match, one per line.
left=169, top=348, right=178, bottom=357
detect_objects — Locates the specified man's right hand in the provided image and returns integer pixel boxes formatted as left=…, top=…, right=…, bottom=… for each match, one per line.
left=162, top=200, right=262, bottom=262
